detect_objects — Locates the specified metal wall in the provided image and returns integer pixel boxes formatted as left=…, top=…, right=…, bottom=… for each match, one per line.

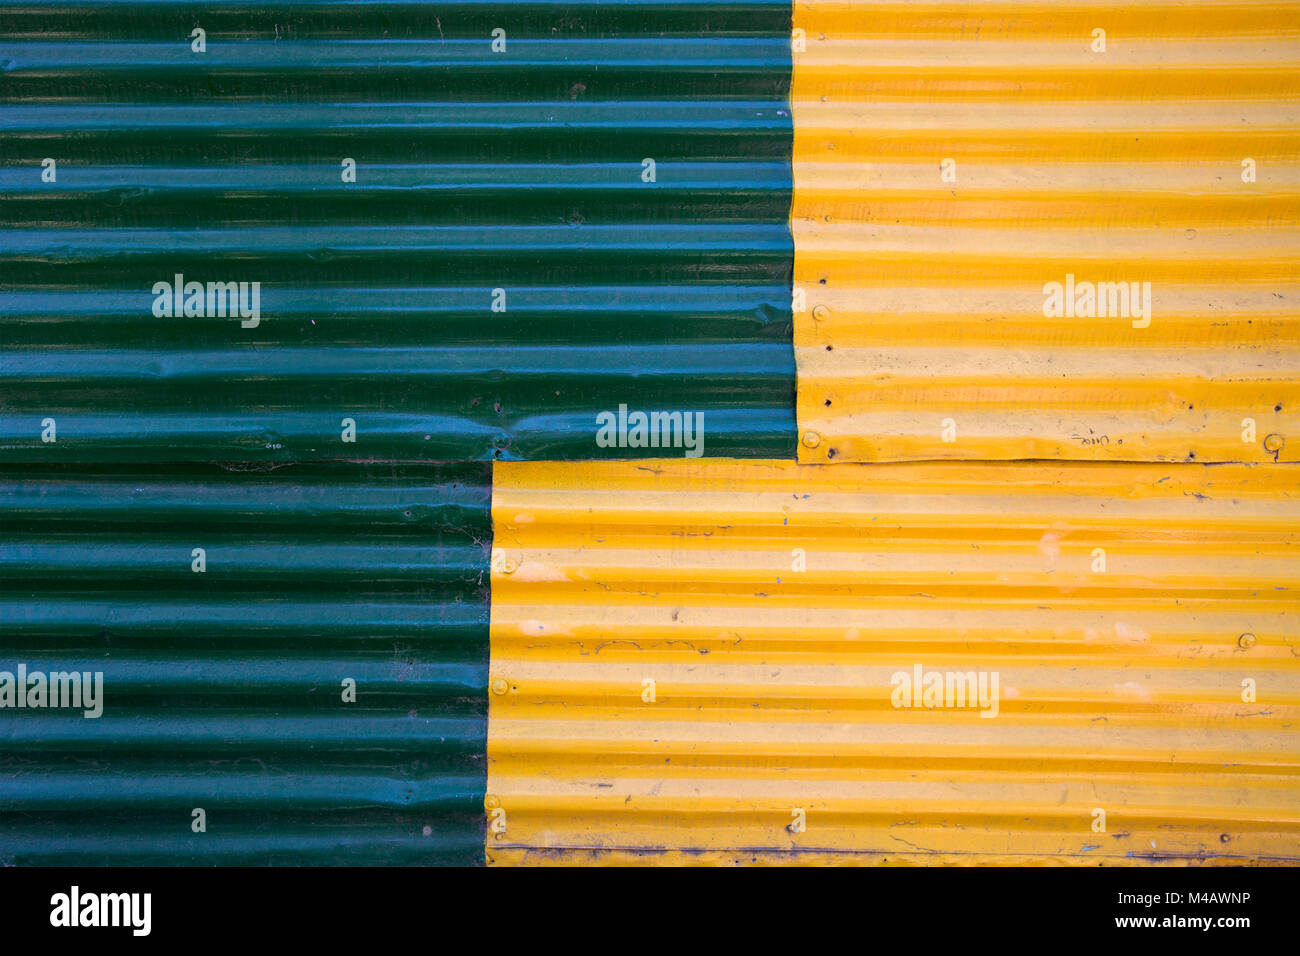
left=0, top=0, right=795, bottom=462
left=0, top=462, right=490, bottom=864
left=792, top=0, right=1300, bottom=464
left=488, top=459, right=1300, bottom=864
left=7, top=0, right=1300, bottom=871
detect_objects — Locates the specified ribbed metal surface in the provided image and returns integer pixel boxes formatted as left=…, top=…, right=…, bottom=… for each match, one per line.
left=0, top=0, right=795, bottom=462
left=488, top=459, right=1300, bottom=865
left=792, top=0, right=1300, bottom=464
left=0, top=462, right=490, bottom=865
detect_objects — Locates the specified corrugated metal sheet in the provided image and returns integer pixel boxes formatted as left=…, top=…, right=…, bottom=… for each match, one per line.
left=791, top=0, right=1300, bottom=464
left=0, top=0, right=795, bottom=462
left=488, top=459, right=1300, bottom=865
left=0, top=461, right=490, bottom=865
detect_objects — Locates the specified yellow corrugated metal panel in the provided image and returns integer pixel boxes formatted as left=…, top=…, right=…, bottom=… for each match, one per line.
left=487, top=459, right=1300, bottom=865
left=791, top=1, right=1300, bottom=464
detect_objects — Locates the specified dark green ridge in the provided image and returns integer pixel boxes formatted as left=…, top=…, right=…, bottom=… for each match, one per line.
left=0, top=462, right=491, bottom=865
left=0, top=1, right=796, bottom=462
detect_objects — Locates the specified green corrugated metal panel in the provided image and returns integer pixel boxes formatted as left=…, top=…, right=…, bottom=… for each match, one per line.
left=0, top=462, right=490, bottom=865
left=0, top=0, right=795, bottom=462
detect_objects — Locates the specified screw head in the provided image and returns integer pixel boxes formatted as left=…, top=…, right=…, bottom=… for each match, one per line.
left=491, top=677, right=509, bottom=695
left=1264, top=433, right=1285, bottom=453
left=1238, top=633, right=1257, bottom=649
left=802, top=430, right=821, bottom=448
left=812, top=305, right=830, bottom=321
left=485, top=795, right=500, bottom=810
left=502, top=560, right=516, bottom=574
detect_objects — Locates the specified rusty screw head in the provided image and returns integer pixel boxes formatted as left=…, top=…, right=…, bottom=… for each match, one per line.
left=1238, top=633, right=1257, bottom=649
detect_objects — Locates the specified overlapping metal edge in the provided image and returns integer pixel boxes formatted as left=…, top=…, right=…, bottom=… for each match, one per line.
left=0, top=462, right=491, bottom=865
left=0, top=0, right=796, bottom=463
left=791, top=0, right=1300, bottom=464
left=487, top=459, right=1300, bottom=865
